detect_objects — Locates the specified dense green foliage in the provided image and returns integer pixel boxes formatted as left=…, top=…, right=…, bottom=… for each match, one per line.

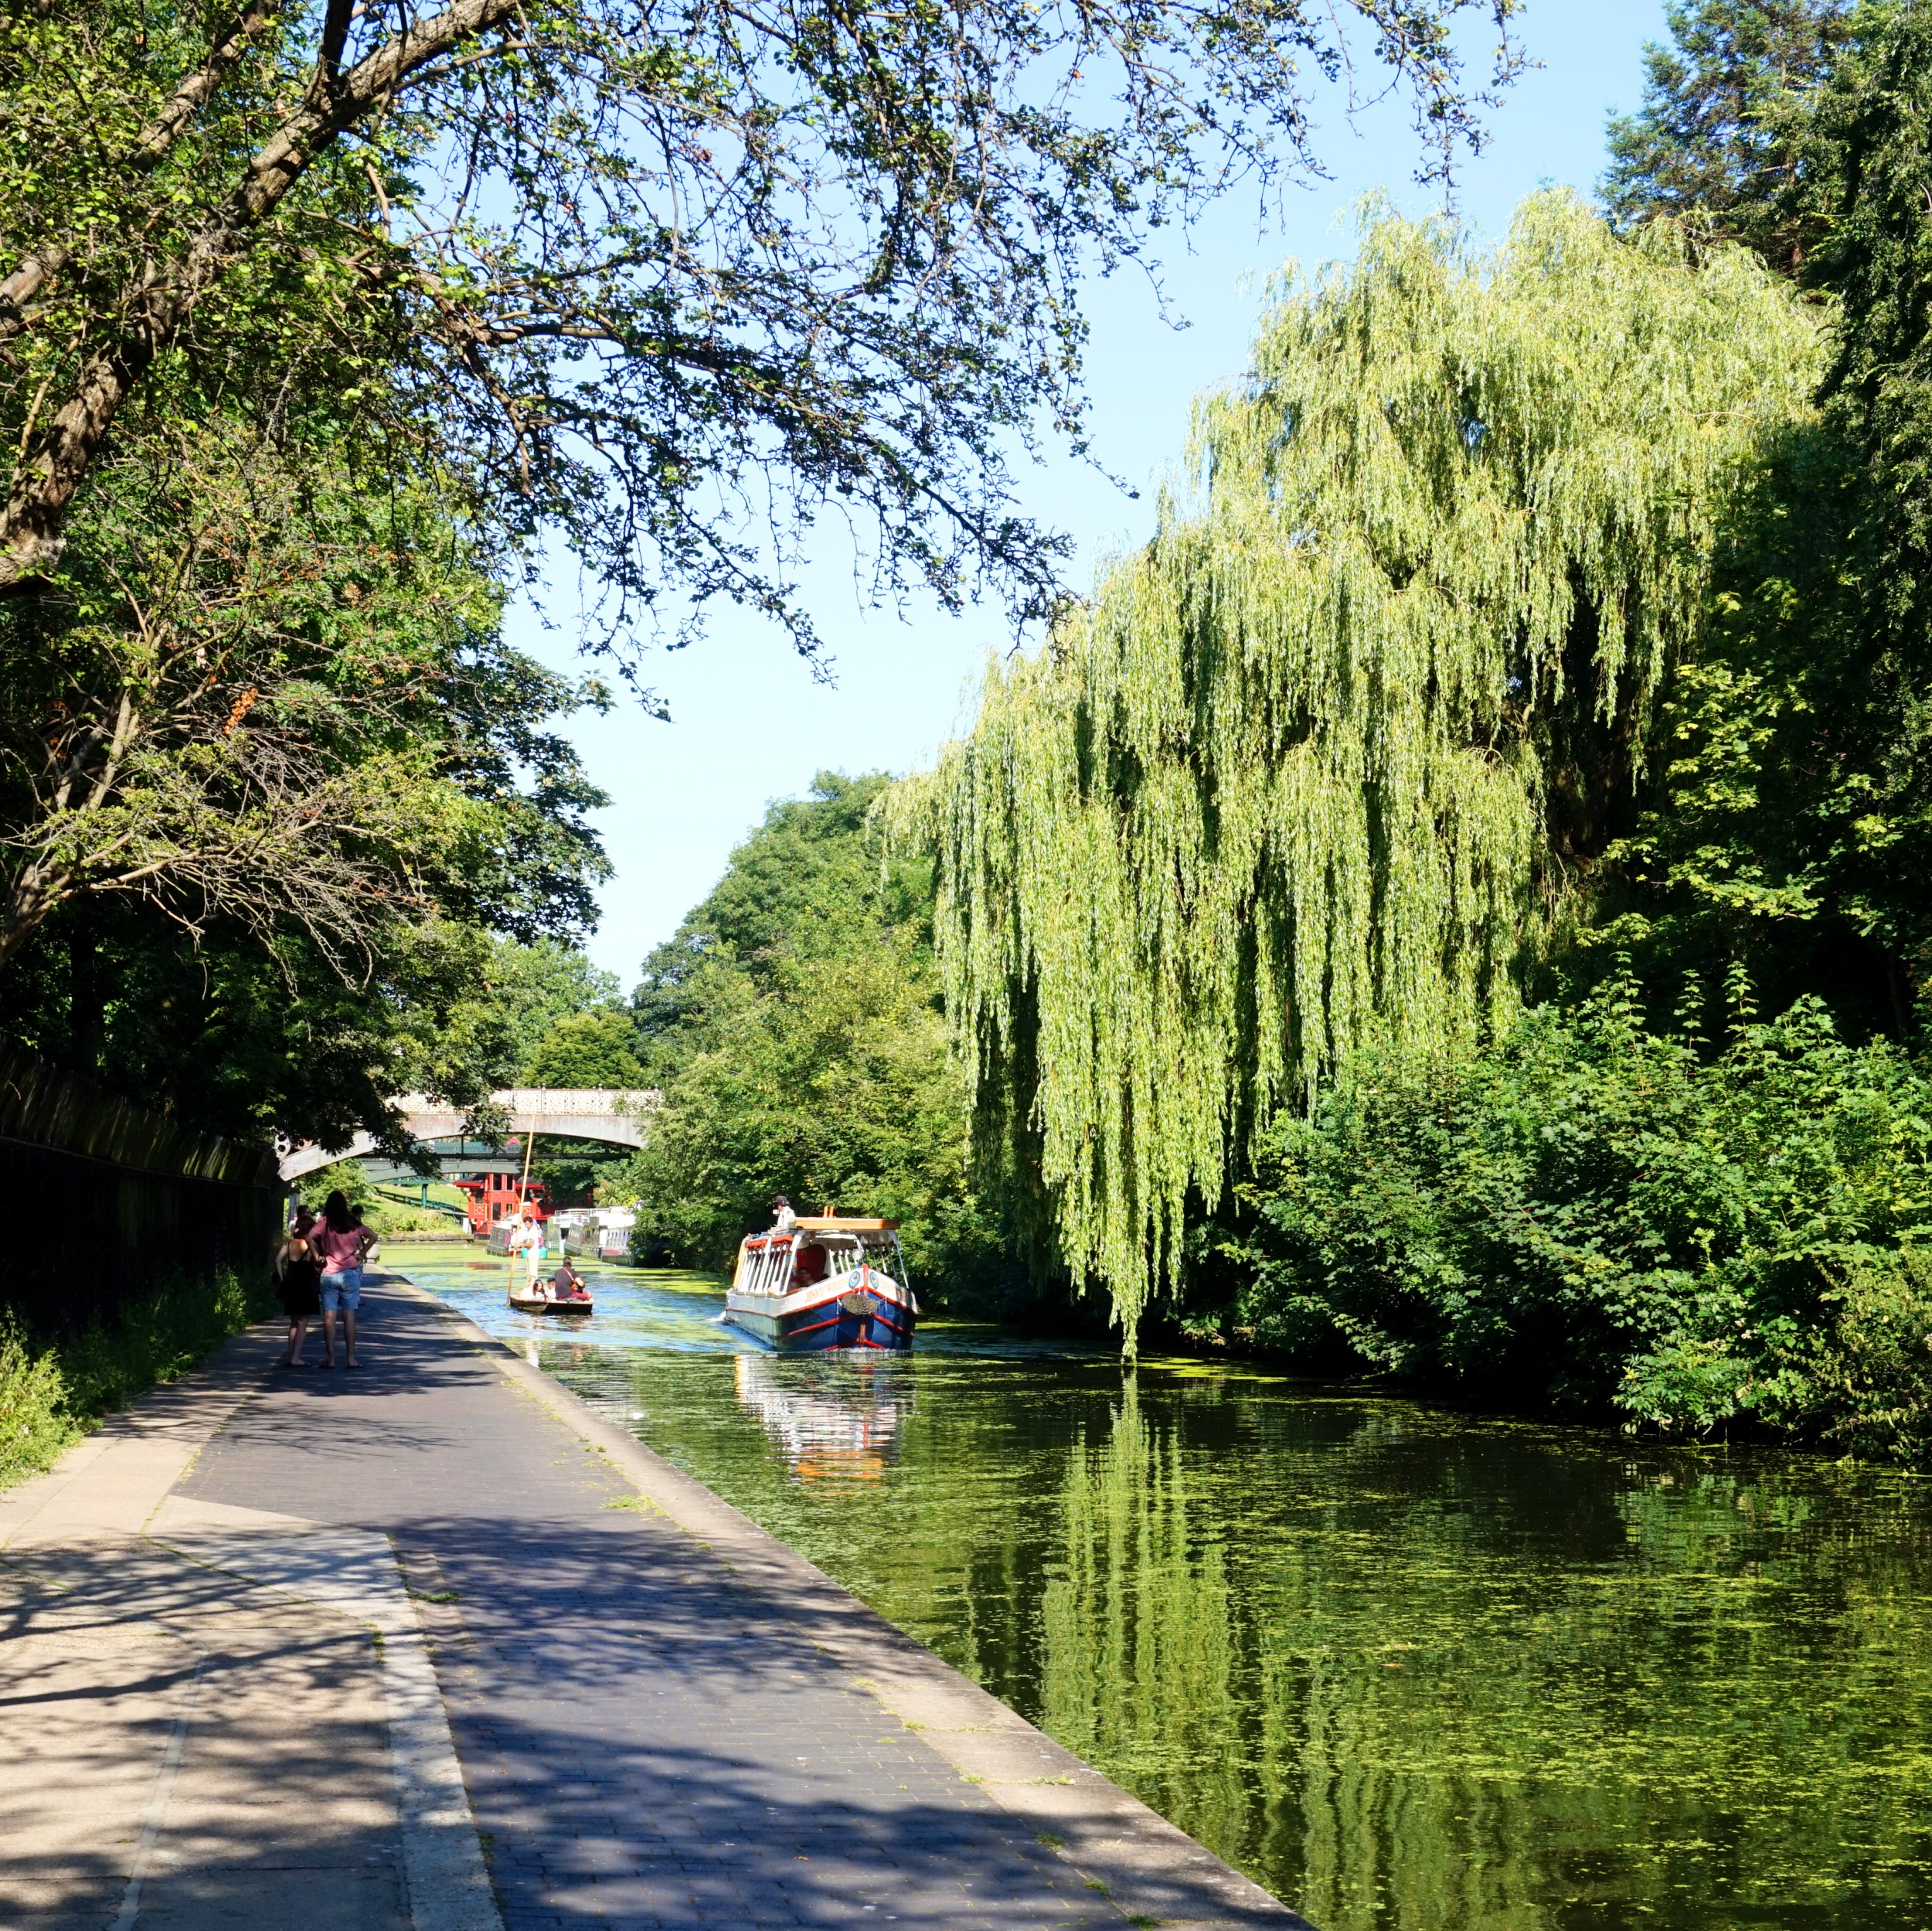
left=901, top=194, right=1820, bottom=1340
left=621, top=775, right=1038, bottom=1308
left=0, top=921, right=624, bottom=1157
left=524, top=1014, right=646, bottom=1090
left=1601, top=2, right=1932, bottom=1022
left=888, top=3, right=1932, bottom=1460
left=1233, top=973, right=1932, bottom=1455
left=1603, top=0, right=1851, bottom=273
left=0, top=1266, right=270, bottom=1491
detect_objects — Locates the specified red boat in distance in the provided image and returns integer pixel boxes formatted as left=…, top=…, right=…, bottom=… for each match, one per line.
left=453, top=1171, right=549, bottom=1241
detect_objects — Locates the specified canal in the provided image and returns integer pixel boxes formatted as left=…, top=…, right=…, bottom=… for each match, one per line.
left=402, top=1243, right=1932, bottom=1930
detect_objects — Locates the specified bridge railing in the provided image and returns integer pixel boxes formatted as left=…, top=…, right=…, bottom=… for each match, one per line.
left=479, top=1087, right=662, bottom=1116
left=279, top=1088, right=665, bottom=1182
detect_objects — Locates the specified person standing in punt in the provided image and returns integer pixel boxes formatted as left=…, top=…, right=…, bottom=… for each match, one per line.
left=274, top=1205, right=322, bottom=1368
left=520, top=1212, right=549, bottom=1297
left=311, top=1190, right=375, bottom=1368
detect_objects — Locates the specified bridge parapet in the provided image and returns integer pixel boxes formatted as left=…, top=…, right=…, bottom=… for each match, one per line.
left=278, top=1087, right=663, bottom=1182
left=396, top=1088, right=661, bottom=1146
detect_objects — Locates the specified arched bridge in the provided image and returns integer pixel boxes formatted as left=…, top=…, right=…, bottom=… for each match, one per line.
left=277, top=1087, right=661, bottom=1182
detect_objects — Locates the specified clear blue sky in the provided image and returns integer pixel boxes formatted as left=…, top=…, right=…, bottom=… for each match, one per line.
left=509, top=1, right=1672, bottom=985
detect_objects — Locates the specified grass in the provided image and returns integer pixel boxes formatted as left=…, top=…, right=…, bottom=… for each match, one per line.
left=0, top=1265, right=274, bottom=1491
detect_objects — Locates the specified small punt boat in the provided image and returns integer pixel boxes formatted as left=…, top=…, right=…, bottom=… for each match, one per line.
left=507, top=1287, right=594, bottom=1316
left=722, top=1217, right=917, bottom=1351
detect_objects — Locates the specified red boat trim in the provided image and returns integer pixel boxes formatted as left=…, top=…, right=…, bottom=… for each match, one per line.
left=779, top=1308, right=913, bottom=1345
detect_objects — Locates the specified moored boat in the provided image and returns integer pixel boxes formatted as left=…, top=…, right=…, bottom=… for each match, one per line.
left=722, top=1217, right=917, bottom=1351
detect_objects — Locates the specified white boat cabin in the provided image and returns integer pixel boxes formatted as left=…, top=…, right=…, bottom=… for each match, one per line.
left=731, top=1216, right=905, bottom=1296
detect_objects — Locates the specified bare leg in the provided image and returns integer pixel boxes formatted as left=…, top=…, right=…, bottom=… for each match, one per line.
left=343, top=1308, right=359, bottom=1368
left=322, top=1309, right=337, bottom=1365
left=290, top=1315, right=309, bottom=1363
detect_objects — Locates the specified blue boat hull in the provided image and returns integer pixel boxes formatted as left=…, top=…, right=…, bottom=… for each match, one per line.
left=725, top=1291, right=917, bottom=1352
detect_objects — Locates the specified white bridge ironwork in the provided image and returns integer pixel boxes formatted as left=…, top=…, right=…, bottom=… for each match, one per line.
left=277, top=1087, right=661, bottom=1182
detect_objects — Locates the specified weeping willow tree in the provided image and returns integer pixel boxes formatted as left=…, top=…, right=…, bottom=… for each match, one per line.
left=893, top=192, right=1824, bottom=1342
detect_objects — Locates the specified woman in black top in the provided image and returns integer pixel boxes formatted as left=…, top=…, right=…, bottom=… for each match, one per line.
left=275, top=1207, right=323, bottom=1367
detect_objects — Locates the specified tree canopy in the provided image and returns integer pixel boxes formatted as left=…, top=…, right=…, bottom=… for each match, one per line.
left=622, top=772, right=1032, bottom=1304
left=897, top=195, right=1821, bottom=1341
left=1602, top=0, right=1852, bottom=274
left=1600, top=2, right=1932, bottom=1025
left=0, top=0, right=1525, bottom=654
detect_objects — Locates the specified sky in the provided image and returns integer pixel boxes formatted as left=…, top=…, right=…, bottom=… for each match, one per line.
left=509, top=0, right=1673, bottom=987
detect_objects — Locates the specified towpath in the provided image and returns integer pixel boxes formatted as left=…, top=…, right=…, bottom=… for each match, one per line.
left=1, top=1273, right=1310, bottom=1931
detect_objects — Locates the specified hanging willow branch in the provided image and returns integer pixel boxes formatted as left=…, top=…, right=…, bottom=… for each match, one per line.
left=893, top=192, right=1824, bottom=1344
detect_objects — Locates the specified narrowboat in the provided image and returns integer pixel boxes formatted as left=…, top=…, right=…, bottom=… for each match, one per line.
left=556, top=1207, right=635, bottom=1261
left=722, top=1217, right=917, bottom=1351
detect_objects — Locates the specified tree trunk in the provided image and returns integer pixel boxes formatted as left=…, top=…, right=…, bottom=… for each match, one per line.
left=0, top=0, right=523, bottom=594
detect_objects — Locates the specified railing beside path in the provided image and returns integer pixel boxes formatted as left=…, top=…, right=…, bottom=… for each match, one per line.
left=0, top=1037, right=281, bottom=1331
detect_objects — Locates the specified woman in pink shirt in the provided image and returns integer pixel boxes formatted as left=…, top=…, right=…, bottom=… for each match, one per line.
left=311, top=1190, right=375, bottom=1368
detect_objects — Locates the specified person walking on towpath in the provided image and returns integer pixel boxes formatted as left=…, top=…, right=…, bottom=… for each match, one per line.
left=273, top=1205, right=322, bottom=1368
left=311, top=1190, right=376, bottom=1369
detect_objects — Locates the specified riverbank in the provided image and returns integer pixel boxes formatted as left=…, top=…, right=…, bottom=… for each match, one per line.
left=0, top=1267, right=1307, bottom=1930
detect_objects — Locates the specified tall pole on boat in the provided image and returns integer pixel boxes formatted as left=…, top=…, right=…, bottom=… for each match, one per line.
left=511, top=1120, right=537, bottom=1298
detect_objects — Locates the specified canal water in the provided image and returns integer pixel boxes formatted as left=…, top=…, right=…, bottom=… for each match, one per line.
left=401, top=1243, right=1932, bottom=1931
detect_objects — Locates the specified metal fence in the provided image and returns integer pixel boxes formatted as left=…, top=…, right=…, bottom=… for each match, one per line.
left=0, top=1039, right=282, bottom=1334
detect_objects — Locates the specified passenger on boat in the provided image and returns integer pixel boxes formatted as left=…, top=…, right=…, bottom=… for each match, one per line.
left=770, top=1195, right=797, bottom=1234
left=551, top=1262, right=589, bottom=1301
left=792, top=1242, right=829, bottom=1288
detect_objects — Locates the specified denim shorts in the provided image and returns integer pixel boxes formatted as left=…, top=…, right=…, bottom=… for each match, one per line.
left=318, top=1269, right=362, bottom=1311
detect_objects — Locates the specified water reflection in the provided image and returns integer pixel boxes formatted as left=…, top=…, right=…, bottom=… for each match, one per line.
left=399, top=1243, right=1932, bottom=1930
left=733, top=1353, right=915, bottom=1482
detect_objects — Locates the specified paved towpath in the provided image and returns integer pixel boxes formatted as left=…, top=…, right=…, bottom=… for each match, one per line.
left=2, top=1273, right=1311, bottom=1931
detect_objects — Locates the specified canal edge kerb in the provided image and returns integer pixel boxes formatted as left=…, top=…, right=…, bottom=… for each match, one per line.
left=387, top=1270, right=1315, bottom=1931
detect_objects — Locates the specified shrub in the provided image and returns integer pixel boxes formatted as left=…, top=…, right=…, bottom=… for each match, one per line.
left=0, top=1317, right=77, bottom=1489
left=1233, top=970, right=1932, bottom=1453
left=0, top=1266, right=275, bottom=1491
left=57, top=1268, right=269, bottom=1417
